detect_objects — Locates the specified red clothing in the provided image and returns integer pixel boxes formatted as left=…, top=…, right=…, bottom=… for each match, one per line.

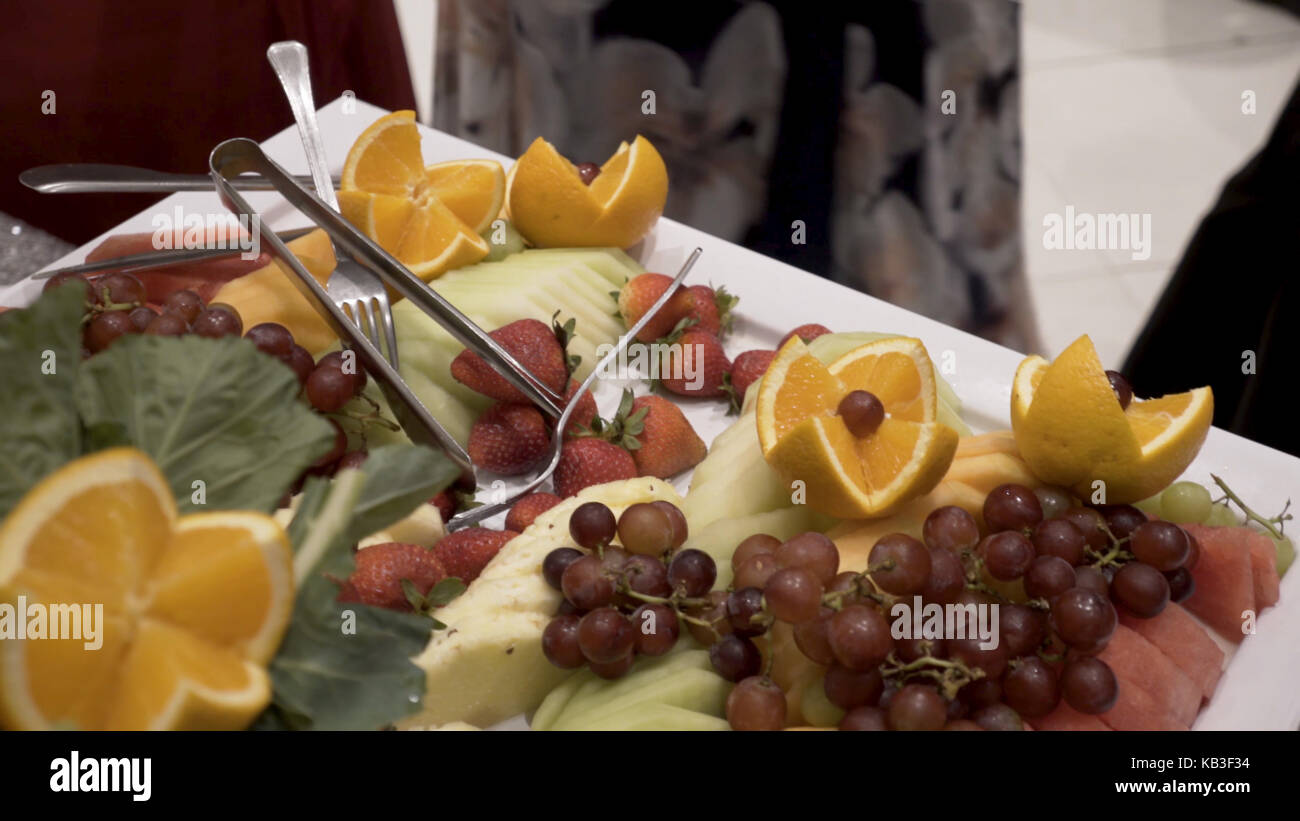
left=0, top=0, right=416, bottom=243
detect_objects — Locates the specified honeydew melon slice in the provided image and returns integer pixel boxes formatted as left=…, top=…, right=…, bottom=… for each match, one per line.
left=573, top=702, right=732, bottom=731
left=550, top=649, right=711, bottom=727
left=552, top=668, right=730, bottom=730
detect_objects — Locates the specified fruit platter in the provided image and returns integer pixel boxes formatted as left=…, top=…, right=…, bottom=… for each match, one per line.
left=1, top=96, right=1297, bottom=733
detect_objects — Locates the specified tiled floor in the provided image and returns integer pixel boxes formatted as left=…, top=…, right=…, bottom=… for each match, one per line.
left=392, top=1, right=1300, bottom=364
left=1021, top=0, right=1300, bottom=364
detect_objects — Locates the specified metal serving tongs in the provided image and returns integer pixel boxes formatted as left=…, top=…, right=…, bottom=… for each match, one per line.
left=210, top=139, right=563, bottom=419
left=210, top=136, right=702, bottom=528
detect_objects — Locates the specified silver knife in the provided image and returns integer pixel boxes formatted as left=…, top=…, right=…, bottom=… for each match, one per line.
left=21, top=163, right=336, bottom=194
left=31, top=226, right=317, bottom=279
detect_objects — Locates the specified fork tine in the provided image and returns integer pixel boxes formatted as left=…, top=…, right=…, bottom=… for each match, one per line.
left=376, top=295, right=400, bottom=370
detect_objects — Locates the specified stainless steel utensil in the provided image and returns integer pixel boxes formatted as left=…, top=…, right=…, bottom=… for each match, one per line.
left=209, top=140, right=474, bottom=477
left=444, top=245, right=702, bottom=531
left=20, top=163, right=332, bottom=194
left=267, top=40, right=400, bottom=367
left=207, top=139, right=565, bottom=419
left=30, top=226, right=316, bottom=280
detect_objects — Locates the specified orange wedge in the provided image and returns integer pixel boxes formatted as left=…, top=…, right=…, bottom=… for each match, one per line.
left=339, top=110, right=500, bottom=280
left=756, top=337, right=958, bottom=519
left=505, top=135, right=667, bottom=248
left=0, top=448, right=293, bottom=730
left=1011, top=335, right=1213, bottom=502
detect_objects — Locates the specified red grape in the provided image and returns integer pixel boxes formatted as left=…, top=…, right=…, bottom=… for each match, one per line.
left=542, top=547, right=584, bottom=591
left=685, top=591, right=732, bottom=645
left=921, top=547, right=965, bottom=604
left=733, top=553, right=780, bottom=589
left=823, top=664, right=883, bottom=710
left=1106, top=369, right=1133, bottom=409
left=1111, top=561, right=1170, bottom=618
left=244, top=322, right=294, bottom=358
left=1164, top=567, right=1195, bottom=603
left=652, top=501, right=689, bottom=549
left=764, top=567, right=823, bottom=624
left=1129, top=521, right=1190, bottom=571
left=623, top=554, right=671, bottom=598
left=84, top=310, right=136, bottom=352
left=161, top=289, right=204, bottom=323
left=192, top=304, right=242, bottom=338
left=569, top=502, right=616, bottom=550
left=282, top=344, right=315, bottom=387
left=983, top=484, right=1043, bottom=532
left=667, top=549, right=716, bottom=597
left=1061, top=656, right=1119, bottom=713
left=978, top=531, right=1035, bottom=580
left=774, top=532, right=839, bottom=584
left=1060, top=506, right=1108, bottom=552
left=1073, top=564, right=1111, bottom=597
left=922, top=505, right=980, bottom=552
left=973, top=704, right=1024, bottom=731
left=826, top=604, right=893, bottom=671
left=869, top=533, right=931, bottom=595
left=1051, top=587, right=1117, bottom=650
left=837, top=390, right=884, bottom=437
left=1032, top=518, right=1086, bottom=565
left=725, top=587, right=767, bottom=637
left=96, top=272, right=146, bottom=305
left=732, top=533, right=780, bottom=570
left=306, top=364, right=353, bottom=412
left=1098, top=504, right=1145, bottom=540
left=541, top=615, right=585, bottom=668
left=128, top=305, right=158, bottom=331
left=589, top=655, right=635, bottom=679
left=1003, top=656, right=1060, bottom=718
left=888, top=684, right=947, bottom=731
left=793, top=608, right=836, bottom=665
left=631, top=603, right=678, bottom=656
left=1033, top=486, right=1074, bottom=520
left=710, top=634, right=762, bottom=682
left=839, top=706, right=889, bottom=731
left=1024, top=555, right=1076, bottom=599
left=144, top=313, right=189, bottom=336
left=726, top=676, right=786, bottom=730
left=617, top=502, right=675, bottom=557
left=560, top=555, right=614, bottom=610
left=998, top=603, right=1047, bottom=657
left=577, top=607, right=635, bottom=664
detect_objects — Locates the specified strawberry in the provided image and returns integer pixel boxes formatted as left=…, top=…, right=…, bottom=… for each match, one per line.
left=658, top=329, right=731, bottom=398
left=562, top=379, right=598, bottom=437
left=668, top=284, right=737, bottom=337
left=627, top=395, right=707, bottom=478
left=553, top=438, right=638, bottom=498
left=338, top=542, right=447, bottom=612
left=505, top=492, right=563, bottom=532
left=779, top=323, right=832, bottom=348
left=432, top=528, right=520, bottom=584
left=468, top=403, right=550, bottom=475
left=429, top=490, right=456, bottom=523
left=451, top=318, right=568, bottom=403
left=617, top=273, right=680, bottom=342
left=723, top=349, right=777, bottom=412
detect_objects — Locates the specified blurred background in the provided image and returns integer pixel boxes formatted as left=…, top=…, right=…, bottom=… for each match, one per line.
left=2, top=0, right=1297, bottom=448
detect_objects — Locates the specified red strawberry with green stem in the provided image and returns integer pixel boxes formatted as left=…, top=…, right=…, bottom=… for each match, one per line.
left=657, top=328, right=731, bottom=398
left=337, top=542, right=448, bottom=613
left=577, top=389, right=707, bottom=479
left=451, top=318, right=568, bottom=403
left=669, top=284, right=737, bottom=337
left=780, top=323, right=832, bottom=348
left=562, top=378, right=598, bottom=437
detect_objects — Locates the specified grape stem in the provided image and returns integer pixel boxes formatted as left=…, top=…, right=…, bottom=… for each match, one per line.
left=1211, top=474, right=1291, bottom=540
left=1087, top=542, right=1133, bottom=570
left=879, top=651, right=984, bottom=700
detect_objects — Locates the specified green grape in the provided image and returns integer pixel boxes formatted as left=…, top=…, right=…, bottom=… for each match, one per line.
left=1274, top=535, right=1295, bottom=577
left=801, top=674, right=847, bottom=727
left=1204, top=504, right=1239, bottom=528
left=1132, top=495, right=1163, bottom=517
left=482, top=219, right=526, bottom=261
left=1161, top=481, right=1212, bottom=524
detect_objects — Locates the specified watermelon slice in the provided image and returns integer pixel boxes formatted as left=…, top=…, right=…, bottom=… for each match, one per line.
left=1181, top=525, right=1256, bottom=643
left=1099, top=673, right=1188, bottom=731
left=1119, top=603, right=1223, bottom=700
left=1031, top=702, right=1111, bottom=731
left=1184, top=523, right=1280, bottom=608
left=1098, top=625, right=1201, bottom=726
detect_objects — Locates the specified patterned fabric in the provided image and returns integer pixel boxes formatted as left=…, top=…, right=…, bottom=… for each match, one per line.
left=433, top=0, right=1035, bottom=349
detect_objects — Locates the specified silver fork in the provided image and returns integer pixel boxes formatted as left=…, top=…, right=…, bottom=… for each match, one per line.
left=266, top=41, right=401, bottom=367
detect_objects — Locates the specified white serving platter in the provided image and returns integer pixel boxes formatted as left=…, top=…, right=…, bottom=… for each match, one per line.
left=6, top=97, right=1298, bottom=730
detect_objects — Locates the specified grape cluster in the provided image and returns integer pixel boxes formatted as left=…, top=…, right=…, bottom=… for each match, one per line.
left=47, top=272, right=382, bottom=489
left=48, top=271, right=251, bottom=355
left=719, top=483, right=1205, bottom=731
left=541, top=500, right=699, bottom=679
